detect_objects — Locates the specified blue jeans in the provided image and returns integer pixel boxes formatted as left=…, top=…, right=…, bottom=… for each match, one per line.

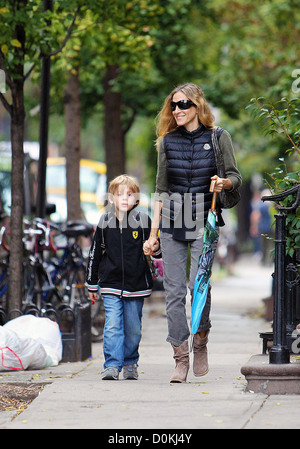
left=102, top=294, right=144, bottom=371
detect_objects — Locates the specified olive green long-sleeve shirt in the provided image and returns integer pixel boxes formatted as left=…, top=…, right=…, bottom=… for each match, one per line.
left=155, top=129, right=242, bottom=195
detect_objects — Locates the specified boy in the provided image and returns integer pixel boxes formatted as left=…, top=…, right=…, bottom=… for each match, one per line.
left=86, top=175, right=160, bottom=380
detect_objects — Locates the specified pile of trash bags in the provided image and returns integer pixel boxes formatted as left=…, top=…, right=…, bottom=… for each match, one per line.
left=0, top=315, right=62, bottom=371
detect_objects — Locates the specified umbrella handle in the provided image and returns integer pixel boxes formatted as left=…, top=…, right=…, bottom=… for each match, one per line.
left=209, top=180, right=218, bottom=212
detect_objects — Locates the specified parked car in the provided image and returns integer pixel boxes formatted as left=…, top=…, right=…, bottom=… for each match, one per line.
left=0, top=141, right=40, bottom=218
left=46, top=157, right=107, bottom=225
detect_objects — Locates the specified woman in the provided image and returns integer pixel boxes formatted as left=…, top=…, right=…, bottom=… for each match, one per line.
left=144, top=83, right=242, bottom=383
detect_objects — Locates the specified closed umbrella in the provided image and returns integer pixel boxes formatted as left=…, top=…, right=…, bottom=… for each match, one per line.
left=190, top=183, right=219, bottom=339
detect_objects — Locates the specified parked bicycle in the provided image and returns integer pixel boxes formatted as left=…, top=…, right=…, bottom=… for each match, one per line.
left=0, top=217, right=104, bottom=338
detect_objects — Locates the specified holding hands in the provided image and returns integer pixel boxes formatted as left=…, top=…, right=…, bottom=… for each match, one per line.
left=143, top=235, right=159, bottom=256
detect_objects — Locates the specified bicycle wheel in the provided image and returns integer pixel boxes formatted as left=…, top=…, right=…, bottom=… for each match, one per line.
left=68, top=265, right=89, bottom=308
left=22, top=258, right=63, bottom=312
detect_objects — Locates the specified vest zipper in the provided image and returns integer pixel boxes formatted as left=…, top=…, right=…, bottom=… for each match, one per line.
left=188, top=135, right=194, bottom=184
left=120, top=222, right=124, bottom=298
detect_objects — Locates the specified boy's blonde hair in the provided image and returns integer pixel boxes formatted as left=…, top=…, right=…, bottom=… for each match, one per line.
left=108, top=174, right=140, bottom=203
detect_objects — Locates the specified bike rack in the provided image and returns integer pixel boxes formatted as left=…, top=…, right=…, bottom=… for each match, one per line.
left=0, top=219, right=94, bottom=362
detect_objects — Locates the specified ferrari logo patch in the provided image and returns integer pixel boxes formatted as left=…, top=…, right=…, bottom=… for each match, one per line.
left=132, top=231, right=138, bottom=239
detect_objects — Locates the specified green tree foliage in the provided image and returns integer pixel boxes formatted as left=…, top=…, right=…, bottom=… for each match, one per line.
left=49, top=0, right=196, bottom=184
left=247, top=96, right=300, bottom=257
left=46, top=1, right=163, bottom=184
left=188, top=0, right=300, bottom=184
left=201, top=0, right=300, bottom=111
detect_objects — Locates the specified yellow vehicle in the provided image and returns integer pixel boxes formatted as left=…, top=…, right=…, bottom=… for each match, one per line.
left=46, top=157, right=107, bottom=224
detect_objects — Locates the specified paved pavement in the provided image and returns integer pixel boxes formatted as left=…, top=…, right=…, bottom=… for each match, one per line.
left=1, top=255, right=300, bottom=431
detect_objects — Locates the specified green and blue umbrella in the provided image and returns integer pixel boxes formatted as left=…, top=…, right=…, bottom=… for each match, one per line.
left=191, top=189, right=219, bottom=337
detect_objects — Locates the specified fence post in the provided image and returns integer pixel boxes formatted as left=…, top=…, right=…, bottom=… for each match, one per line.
left=262, top=184, right=300, bottom=364
left=269, top=211, right=290, bottom=364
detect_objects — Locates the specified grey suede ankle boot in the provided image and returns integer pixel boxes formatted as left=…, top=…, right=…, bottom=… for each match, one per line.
left=193, top=330, right=209, bottom=376
left=170, top=340, right=189, bottom=383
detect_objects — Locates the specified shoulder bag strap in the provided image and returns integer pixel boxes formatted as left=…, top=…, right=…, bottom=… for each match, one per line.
left=212, top=127, right=226, bottom=179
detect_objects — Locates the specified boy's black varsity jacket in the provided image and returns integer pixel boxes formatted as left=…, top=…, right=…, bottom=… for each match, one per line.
left=86, top=209, right=161, bottom=298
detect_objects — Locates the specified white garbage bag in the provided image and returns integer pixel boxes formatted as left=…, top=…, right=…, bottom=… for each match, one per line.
left=3, top=315, right=62, bottom=369
left=0, top=326, right=50, bottom=371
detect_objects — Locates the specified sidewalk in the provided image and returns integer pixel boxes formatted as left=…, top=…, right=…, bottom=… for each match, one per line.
left=1, top=255, right=300, bottom=430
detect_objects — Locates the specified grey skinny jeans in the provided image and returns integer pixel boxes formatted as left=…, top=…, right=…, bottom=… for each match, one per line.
left=161, top=230, right=212, bottom=347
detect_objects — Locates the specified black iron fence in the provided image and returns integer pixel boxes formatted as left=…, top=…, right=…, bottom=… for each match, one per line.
left=261, top=184, right=300, bottom=364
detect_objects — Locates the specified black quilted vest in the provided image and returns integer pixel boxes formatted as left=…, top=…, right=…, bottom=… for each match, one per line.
left=164, top=125, right=218, bottom=221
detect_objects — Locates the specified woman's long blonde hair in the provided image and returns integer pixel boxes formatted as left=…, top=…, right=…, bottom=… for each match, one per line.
left=155, top=83, right=215, bottom=147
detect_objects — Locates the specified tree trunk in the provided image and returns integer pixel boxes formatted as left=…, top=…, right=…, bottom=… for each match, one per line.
left=8, top=80, right=25, bottom=313
left=64, top=69, right=82, bottom=221
left=7, top=8, right=26, bottom=314
left=236, top=181, right=252, bottom=249
left=103, top=64, right=125, bottom=185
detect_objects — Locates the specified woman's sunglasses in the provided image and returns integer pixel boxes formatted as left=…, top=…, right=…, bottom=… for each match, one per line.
left=170, top=99, right=196, bottom=111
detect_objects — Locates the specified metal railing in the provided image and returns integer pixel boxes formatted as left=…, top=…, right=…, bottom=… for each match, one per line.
left=261, top=184, right=300, bottom=364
